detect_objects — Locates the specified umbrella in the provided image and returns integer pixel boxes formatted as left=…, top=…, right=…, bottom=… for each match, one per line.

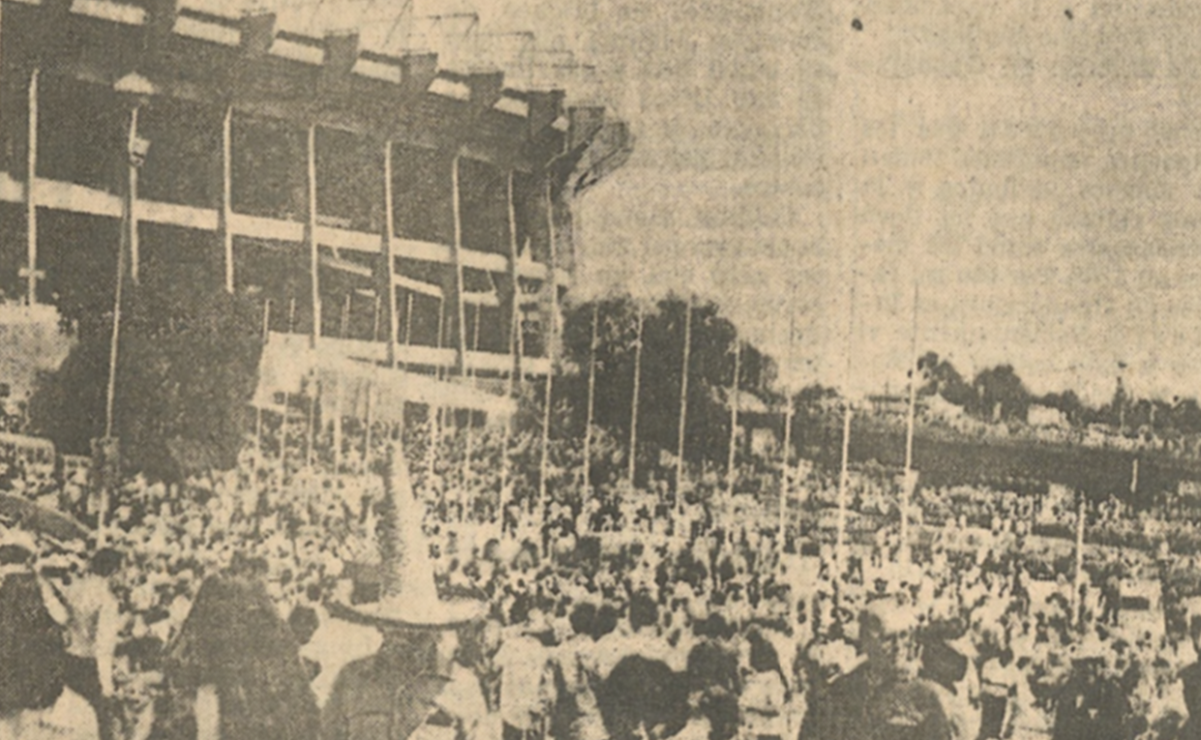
left=0, top=493, right=90, bottom=541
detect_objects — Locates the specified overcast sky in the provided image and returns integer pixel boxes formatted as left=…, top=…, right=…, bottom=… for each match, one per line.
left=484, top=0, right=1201, bottom=405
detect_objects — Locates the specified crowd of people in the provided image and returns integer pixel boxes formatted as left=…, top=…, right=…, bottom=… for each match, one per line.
left=5, top=405, right=1201, bottom=740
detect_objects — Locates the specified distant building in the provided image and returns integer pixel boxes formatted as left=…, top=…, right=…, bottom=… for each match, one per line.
left=867, top=394, right=909, bottom=417
left=1027, top=404, right=1068, bottom=429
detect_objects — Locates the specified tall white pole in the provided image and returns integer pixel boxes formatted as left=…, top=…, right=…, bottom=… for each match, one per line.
left=837, top=406, right=852, bottom=566
left=538, top=177, right=558, bottom=521
left=461, top=303, right=481, bottom=518
left=904, top=283, right=919, bottom=470
left=676, top=296, right=693, bottom=515
left=279, top=297, right=295, bottom=469
left=1074, top=493, right=1086, bottom=624
left=628, top=303, right=643, bottom=484
left=583, top=302, right=598, bottom=500
left=434, top=294, right=449, bottom=480
left=404, top=293, right=414, bottom=346
left=254, top=299, right=271, bottom=466
left=99, top=103, right=140, bottom=545
left=221, top=105, right=234, bottom=294
left=306, top=124, right=320, bottom=349
left=25, top=68, right=39, bottom=304
left=500, top=313, right=519, bottom=539
left=538, top=365, right=552, bottom=516
left=778, top=289, right=796, bottom=551
left=901, top=281, right=919, bottom=562
left=836, top=276, right=856, bottom=569
left=382, top=140, right=398, bottom=367
left=726, top=340, right=741, bottom=498
left=105, top=105, right=141, bottom=439
left=450, top=154, right=469, bottom=373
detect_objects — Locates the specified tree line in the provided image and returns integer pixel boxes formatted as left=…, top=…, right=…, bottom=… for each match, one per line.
left=26, top=281, right=1201, bottom=484
left=914, top=350, right=1201, bottom=437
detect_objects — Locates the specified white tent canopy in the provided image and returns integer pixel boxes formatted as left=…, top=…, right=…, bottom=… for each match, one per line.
left=253, top=332, right=514, bottom=424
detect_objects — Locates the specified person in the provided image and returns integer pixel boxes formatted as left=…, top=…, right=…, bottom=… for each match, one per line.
left=740, top=627, right=788, bottom=740
left=0, top=528, right=68, bottom=738
left=799, top=600, right=959, bottom=740
left=321, top=445, right=488, bottom=740
left=1173, top=616, right=1201, bottom=740
left=978, top=647, right=1018, bottom=740
left=1101, top=566, right=1122, bottom=627
left=493, top=603, right=553, bottom=740
left=158, top=552, right=321, bottom=740
left=321, top=617, right=486, bottom=740
left=1051, top=645, right=1133, bottom=740
left=48, top=546, right=125, bottom=740
left=553, top=602, right=605, bottom=740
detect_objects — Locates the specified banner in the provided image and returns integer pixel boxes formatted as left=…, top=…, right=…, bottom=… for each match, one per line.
left=253, top=333, right=515, bottom=423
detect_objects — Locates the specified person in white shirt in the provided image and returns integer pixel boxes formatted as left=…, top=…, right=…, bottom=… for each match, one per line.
left=979, top=647, right=1019, bottom=740
left=494, top=602, right=554, bottom=740
left=48, top=547, right=125, bottom=740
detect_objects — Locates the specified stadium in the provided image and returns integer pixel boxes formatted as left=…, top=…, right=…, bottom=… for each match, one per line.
left=0, top=0, right=629, bottom=391
left=1, top=2, right=1200, bottom=740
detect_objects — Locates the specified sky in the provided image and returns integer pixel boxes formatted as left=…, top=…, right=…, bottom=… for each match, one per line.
left=478, top=0, right=1201, bottom=406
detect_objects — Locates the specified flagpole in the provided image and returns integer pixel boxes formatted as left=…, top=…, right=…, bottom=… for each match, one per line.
left=280, top=297, right=296, bottom=470
left=901, top=281, right=919, bottom=563
left=332, top=296, right=349, bottom=473
left=837, top=405, right=852, bottom=567
left=676, top=296, right=693, bottom=518
left=428, top=296, right=444, bottom=482
left=628, top=302, right=643, bottom=484
left=254, top=299, right=271, bottom=468
left=461, top=303, right=481, bottom=521
left=778, top=286, right=796, bottom=552
left=1074, top=492, right=1086, bottom=626
left=583, top=302, right=598, bottom=500
left=726, top=339, right=741, bottom=498
left=836, top=276, right=856, bottom=570
left=499, top=313, right=520, bottom=539
left=306, top=380, right=317, bottom=470
left=363, top=383, right=373, bottom=475
left=538, top=349, right=553, bottom=520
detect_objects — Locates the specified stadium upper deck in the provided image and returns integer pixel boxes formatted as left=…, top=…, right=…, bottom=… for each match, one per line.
left=0, top=0, right=630, bottom=379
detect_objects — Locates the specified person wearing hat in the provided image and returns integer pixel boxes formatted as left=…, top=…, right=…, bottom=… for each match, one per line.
left=321, top=445, right=487, bottom=740
left=799, top=600, right=959, bottom=740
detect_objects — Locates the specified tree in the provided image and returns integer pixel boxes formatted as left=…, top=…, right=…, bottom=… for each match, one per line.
left=28, top=280, right=264, bottom=481
left=916, top=351, right=973, bottom=407
left=559, top=293, right=774, bottom=475
left=1038, top=390, right=1087, bottom=427
left=969, top=364, right=1030, bottom=422
left=1170, top=398, right=1201, bottom=435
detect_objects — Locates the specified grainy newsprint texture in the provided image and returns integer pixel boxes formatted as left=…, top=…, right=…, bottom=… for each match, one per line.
left=0, top=1, right=1199, bottom=739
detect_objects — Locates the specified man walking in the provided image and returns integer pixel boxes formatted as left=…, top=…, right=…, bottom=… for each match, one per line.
left=56, top=547, right=125, bottom=740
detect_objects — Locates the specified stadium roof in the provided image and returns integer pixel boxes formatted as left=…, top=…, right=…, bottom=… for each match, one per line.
left=172, top=0, right=602, bottom=99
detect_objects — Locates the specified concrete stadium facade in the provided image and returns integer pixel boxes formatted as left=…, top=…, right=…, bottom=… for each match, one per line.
left=0, top=0, right=630, bottom=385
